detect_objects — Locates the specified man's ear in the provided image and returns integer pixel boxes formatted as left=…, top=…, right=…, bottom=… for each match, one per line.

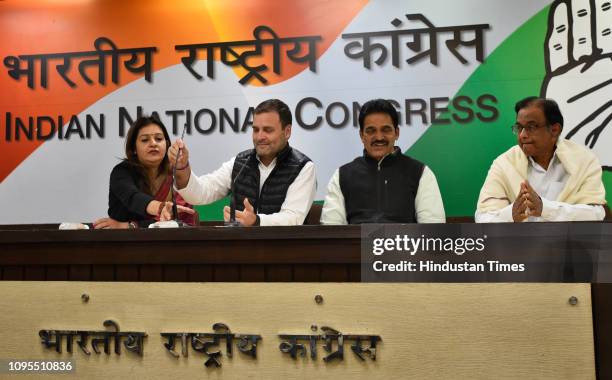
left=550, top=123, right=562, bottom=138
left=284, top=124, right=292, bottom=139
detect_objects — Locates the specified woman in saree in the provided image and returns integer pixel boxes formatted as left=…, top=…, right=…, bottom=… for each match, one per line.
left=94, top=115, right=196, bottom=229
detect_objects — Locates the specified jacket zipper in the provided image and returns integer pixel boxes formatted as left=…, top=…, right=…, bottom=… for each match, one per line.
left=376, top=153, right=391, bottom=221
left=256, top=165, right=279, bottom=214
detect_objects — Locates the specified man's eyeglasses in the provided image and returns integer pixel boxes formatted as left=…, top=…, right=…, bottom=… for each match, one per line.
left=511, top=123, right=547, bottom=135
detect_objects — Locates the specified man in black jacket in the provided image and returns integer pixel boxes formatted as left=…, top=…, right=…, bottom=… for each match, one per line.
left=169, top=99, right=316, bottom=226
left=321, top=99, right=445, bottom=224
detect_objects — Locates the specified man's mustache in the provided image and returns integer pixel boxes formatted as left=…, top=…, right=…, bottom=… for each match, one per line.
left=371, top=140, right=389, bottom=145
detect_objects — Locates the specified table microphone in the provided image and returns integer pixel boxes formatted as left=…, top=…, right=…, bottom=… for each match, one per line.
left=224, top=158, right=248, bottom=227
left=170, top=122, right=188, bottom=227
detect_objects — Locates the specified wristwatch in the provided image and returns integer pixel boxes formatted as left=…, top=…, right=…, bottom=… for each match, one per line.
left=254, top=214, right=260, bottom=226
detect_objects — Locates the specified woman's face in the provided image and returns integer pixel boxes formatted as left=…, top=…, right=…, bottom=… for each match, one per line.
left=135, top=124, right=167, bottom=168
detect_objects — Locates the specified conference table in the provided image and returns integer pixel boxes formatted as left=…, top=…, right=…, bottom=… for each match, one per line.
left=1, top=223, right=610, bottom=379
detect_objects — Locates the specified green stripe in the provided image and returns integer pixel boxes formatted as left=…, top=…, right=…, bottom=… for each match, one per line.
left=407, top=6, right=560, bottom=216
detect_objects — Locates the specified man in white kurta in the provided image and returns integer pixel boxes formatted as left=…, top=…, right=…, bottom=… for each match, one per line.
left=476, top=97, right=606, bottom=222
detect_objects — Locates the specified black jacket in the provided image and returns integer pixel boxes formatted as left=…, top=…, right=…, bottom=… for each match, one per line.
left=339, top=147, right=424, bottom=224
left=231, top=144, right=311, bottom=215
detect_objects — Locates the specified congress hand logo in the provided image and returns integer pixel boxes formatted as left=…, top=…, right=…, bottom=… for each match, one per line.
left=541, top=0, right=612, bottom=169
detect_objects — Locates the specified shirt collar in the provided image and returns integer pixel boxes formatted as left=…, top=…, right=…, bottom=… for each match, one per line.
left=363, top=146, right=402, bottom=164
left=527, top=149, right=559, bottom=172
left=256, top=155, right=277, bottom=168
left=254, top=143, right=291, bottom=167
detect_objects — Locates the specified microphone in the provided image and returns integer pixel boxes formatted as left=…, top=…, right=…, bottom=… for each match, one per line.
left=170, top=122, right=188, bottom=227
left=224, top=157, right=249, bottom=227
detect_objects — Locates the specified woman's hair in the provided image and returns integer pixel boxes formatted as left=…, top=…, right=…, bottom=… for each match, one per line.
left=124, top=115, right=172, bottom=195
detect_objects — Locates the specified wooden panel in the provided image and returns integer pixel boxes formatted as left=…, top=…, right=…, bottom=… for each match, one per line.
left=69, top=265, right=92, bottom=281
left=0, top=282, right=595, bottom=379
left=293, top=264, right=321, bottom=282
left=348, top=264, right=361, bottom=282
left=46, top=265, right=68, bottom=281
left=239, top=265, right=266, bottom=282
left=592, top=283, right=612, bottom=379
left=214, top=265, right=240, bottom=281
left=2, top=266, right=23, bottom=280
left=24, top=265, right=46, bottom=281
left=187, top=265, right=213, bottom=282
left=320, top=264, right=349, bottom=282
left=163, top=265, right=188, bottom=282
left=0, top=226, right=360, bottom=266
left=115, top=265, right=139, bottom=282
left=91, top=265, right=115, bottom=281
left=140, top=265, right=163, bottom=281
left=265, top=264, right=293, bottom=282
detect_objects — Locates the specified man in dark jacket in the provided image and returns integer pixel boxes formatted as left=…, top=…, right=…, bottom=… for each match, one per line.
left=321, top=99, right=444, bottom=224
left=169, top=99, right=316, bottom=226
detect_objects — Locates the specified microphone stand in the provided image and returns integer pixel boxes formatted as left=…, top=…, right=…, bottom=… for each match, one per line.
left=224, top=159, right=248, bottom=227
left=170, top=122, right=188, bottom=227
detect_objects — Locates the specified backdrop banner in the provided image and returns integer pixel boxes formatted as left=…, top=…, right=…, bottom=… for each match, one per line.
left=1, top=0, right=610, bottom=223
